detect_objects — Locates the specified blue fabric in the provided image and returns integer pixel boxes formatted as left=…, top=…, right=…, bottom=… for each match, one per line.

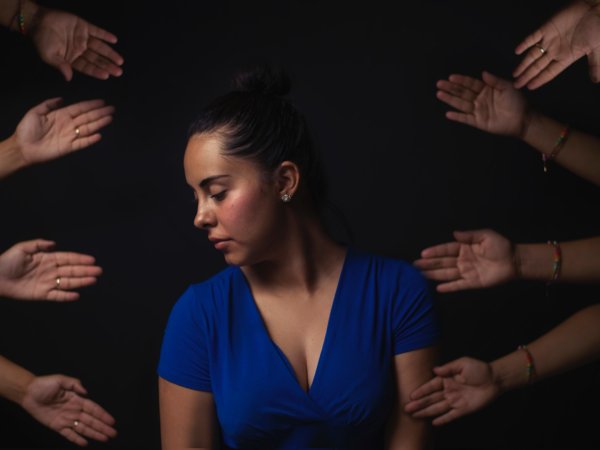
left=158, top=247, right=439, bottom=449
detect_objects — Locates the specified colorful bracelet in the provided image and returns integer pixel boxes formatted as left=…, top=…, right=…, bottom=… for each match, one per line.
left=17, top=0, right=26, bottom=35
left=517, top=345, right=536, bottom=384
left=543, top=125, right=571, bottom=173
left=547, top=240, right=561, bottom=283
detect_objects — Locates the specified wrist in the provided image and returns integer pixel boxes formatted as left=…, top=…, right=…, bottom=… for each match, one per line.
left=19, top=0, right=41, bottom=36
left=0, top=134, right=28, bottom=178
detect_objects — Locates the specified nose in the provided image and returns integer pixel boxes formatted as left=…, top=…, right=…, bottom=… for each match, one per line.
left=194, top=201, right=216, bottom=230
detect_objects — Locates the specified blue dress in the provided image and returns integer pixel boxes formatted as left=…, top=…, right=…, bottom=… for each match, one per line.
left=158, top=247, right=439, bottom=449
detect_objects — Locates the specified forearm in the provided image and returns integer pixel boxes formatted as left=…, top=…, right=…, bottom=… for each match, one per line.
left=491, top=304, right=600, bottom=392
left=515, top=237, right=600, bottom=283
left=0, top=134, right=27, bottom=179
left=0, top=355, right=35, bottom=405
left=523, top=111, right=600, bottom=186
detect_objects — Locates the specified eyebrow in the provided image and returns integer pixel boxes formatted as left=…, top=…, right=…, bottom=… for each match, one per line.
left=199, top=174, right=231, bottom=188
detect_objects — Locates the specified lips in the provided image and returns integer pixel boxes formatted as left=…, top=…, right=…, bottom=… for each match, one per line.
left=209, top=237, right=231, bottom=250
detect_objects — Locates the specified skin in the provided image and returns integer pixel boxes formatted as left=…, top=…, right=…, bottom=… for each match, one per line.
left=160, top=131, right=434, bottom=449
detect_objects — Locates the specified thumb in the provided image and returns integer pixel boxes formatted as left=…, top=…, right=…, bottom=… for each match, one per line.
left=482, top=70, right=508, bottom=89
left=58, top=376, right=88, bottom=395
left=433, top=359, right=466, bottom=378
left=587, top=51, right=600, bottom=83
left=452, top=229, right=489, bottom=245
left=57, top=62, right=73, bottom=82
left=18, top=239, right=56, bottom=254
left=32, top=98, right=63, bottom=115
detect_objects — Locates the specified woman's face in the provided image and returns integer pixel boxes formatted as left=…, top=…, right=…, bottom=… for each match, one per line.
left=184, top=133, right=284, bottom=266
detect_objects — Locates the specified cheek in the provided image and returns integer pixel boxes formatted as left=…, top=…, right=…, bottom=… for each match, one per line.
left=221, top=190, right=273, bottom=235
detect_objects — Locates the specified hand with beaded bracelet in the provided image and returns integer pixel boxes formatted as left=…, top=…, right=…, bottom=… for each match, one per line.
left=436, top=70, right=600, bottom=186
left=0, top=0, right=124, bottom=81
left=405, top=304, right=600, bottom=425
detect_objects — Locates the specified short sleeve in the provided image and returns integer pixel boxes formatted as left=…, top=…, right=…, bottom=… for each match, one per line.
left=391, top=265, right=439, bottom=355
left=157, top=286, right=212, bottom=392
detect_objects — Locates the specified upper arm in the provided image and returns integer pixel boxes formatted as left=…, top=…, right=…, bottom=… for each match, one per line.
left=386, top=346, right=437, bottom=450
left=159, top=377, right=219, bottom=450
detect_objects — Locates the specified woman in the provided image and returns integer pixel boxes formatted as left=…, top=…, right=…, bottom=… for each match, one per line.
left=158, top=65, right=439, bottom=449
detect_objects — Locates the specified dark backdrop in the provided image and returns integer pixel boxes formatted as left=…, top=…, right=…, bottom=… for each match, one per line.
left=1, top=0, right=599, bottom=448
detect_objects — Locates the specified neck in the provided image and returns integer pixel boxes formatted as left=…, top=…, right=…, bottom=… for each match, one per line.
left=241, top=209, right=346, bottom=297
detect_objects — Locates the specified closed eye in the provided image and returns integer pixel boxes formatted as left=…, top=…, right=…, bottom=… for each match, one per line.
left=210, top=190, right=227, bottom=201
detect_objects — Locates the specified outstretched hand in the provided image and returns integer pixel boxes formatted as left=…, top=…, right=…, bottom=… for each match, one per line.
left=413, top=229, right=518, bottom=293
left=0, top=239, right=102, bottom=301
left=513, top=1, right=600, bottom=89
left=21, top=375, right=117, bottom=446
left=404, top=357, right=501, bottom=426
left=436, top=71, right=529, bottom=138
left=29, top=6, right=124, bottom=81
left=15, top=97, right=114, bottom=166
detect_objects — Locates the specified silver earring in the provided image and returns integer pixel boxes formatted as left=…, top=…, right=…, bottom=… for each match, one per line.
left=281, top=193, right=292, bottom=203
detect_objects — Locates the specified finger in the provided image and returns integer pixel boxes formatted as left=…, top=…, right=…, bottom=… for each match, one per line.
left=588, top=50, right=600, bottom=83
left=79, top=48, right=123, bottom=77
left=447, top=74, right=484, bottom=94
left=436, top=80, right=478, bottom=102
left=72, top=56, right=110, bottom=80
left=54, top=252, right=96, bottom=266
left=77, top=116, right=113, bottom=139
left=432, top=408, right=463, bottom=426
left=410, top=376, right=443, bottom=400
left=87, top=23, right=118, bottom=44
left=72, top=418, right=112, bottom=442
left=88, top=38, right=124, bottom=66
left=82, top=399, right=116, bottom=426
left=419, top=268, right=462, bottom=282
left=64, top=99, right=106, bottom=118
left=406, top=391, right=447, bottom=414
left=54, top=276, right=98, bottom=291
left=74, top=109, right=115, bottom=135
left=436, top=90, right=473, bottom=113
left=32, top=98, right=63, bottom=115
left=526, top=59, right=570, bottom=90
left=18, top=239, right=56, bottom=254
left=420, top=242, right=461, bottom=258
left=436, top=279, right=473, bottom=293
left=58, top=265, right=103, bottom=278
left=413, top=257, right=457, bottom=271
left=73, top=105, right=115, bottom=125
left=481, top=71, right=509, bottom=90
left=410, top=399, right=452, bottom=419
left=72, top=133, right=103, bottom=151
left=59, top=427, right=88, bottom=447
left=513, top=48, right=552, bottom=88
left=47, top=290, right=80, bottom=302
left=514, top=30, right=543, bottom=56
left=445, top=110, right=479, bottom=128
left=58, top=62, right=73, bottom=82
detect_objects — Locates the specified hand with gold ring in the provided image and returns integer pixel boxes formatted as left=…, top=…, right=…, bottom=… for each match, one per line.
left=0, top=239, right=102, bottom=302
left=0, top=97, right=115, bottom=179
left=513, top=0, right=600, bottom=89
left=19, top=372, right=117, bottom=446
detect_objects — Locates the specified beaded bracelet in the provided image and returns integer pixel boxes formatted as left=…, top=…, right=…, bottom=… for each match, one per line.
left=543, top=125, right=571, bottom=173
left=517, top=345, right=536, bottom=384
left=547, top=240, right=562, bottom=283
left=17, top=0, right=26, bottom=35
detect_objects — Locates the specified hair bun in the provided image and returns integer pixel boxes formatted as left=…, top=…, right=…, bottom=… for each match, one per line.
left=233, top=63, right=291, bottom=97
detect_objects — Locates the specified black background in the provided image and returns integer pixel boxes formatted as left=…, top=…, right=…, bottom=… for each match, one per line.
left=1, top=0, right=599, bottom=448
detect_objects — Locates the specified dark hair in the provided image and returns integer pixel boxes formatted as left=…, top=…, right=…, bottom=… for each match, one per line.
left=187, top=64, right=326, bottom=205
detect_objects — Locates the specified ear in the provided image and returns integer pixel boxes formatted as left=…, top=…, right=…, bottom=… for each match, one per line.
left=274, top=161, right=300, bottom=199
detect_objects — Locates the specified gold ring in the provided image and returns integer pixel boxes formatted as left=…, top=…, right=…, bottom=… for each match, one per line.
left=56, top=276, right=61, bottom=289
left=75, top=127, right=80, bottom=137
left=535, top=43, right=546, bottom=56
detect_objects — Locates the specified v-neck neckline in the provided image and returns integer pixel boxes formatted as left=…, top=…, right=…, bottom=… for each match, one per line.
left=238, top=247, right=351, bottom=396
